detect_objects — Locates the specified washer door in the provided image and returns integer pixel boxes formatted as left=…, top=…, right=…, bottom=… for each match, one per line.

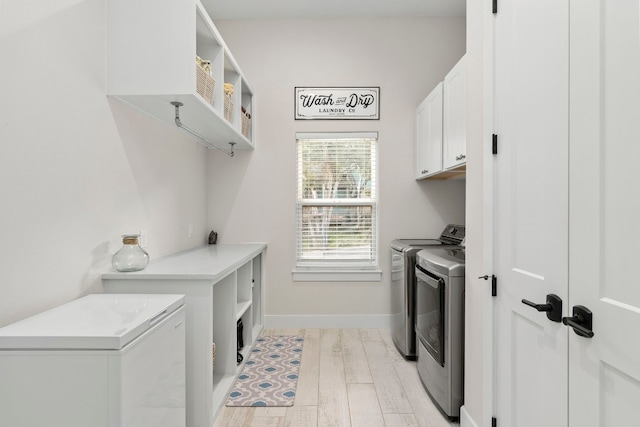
left=415, top=264, right=445, bottom=366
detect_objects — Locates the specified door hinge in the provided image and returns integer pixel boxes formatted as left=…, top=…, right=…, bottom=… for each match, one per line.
left=478, top=275, right=498, bottom=296
left=492, top=0, right=498, bottom=14
left=492, top=417, right=497, bottom=427
left=492, top=134, right=498, bottom=154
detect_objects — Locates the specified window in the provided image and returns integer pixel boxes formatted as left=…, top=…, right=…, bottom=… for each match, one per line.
left=294, top=132, right=380, bottom=281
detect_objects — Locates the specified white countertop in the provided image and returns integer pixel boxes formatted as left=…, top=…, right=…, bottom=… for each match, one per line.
left=102, top=243, right=266, bottom=282
left=0, top=294, right=184, bottom=350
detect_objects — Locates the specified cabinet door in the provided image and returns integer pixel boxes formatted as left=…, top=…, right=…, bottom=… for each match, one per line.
left=117, top=307, right=186, bottom=427
left=443, top=56, right=466, bottom=170
left=0, top=352, right=109, bottom=427
left=416, top=82, right=444, bottom=179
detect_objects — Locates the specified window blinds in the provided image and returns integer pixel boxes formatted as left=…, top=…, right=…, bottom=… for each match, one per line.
left=296, top=133, right=378, bottom=267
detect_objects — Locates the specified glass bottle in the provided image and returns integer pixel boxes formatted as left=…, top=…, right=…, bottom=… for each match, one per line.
left=112, top=234, right=149, bottom=272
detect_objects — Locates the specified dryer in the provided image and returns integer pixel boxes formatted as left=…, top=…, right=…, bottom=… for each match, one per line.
left=415, top=247, right=465, bottom=419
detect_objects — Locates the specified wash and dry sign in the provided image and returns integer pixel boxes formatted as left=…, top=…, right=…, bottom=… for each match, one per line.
left=295, top=87, right=380, bottom=120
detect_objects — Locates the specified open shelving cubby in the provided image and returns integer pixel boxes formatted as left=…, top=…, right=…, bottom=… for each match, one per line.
left=236, top=260, right=253, bottom=363
left=211, top=272, right=237, bottom=414
left=251, top=254, right=263, bottom=339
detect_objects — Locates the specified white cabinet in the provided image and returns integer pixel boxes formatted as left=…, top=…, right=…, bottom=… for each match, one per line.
left=416, top=55, right=466, bottom=180
left=0, top=294, right=186, bottom=427
left=416, top=82, right=444, bottom=179
left=443, top=56, right=466, bottom=170
left=106, top=0, right=254, bottom=151
left=102, top=244, right=266, bottom=427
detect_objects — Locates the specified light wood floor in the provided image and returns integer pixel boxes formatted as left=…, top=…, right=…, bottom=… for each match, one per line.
left=213, top=328, right=459, bottom=427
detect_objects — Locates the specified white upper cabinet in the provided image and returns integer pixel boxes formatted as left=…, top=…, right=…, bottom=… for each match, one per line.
left=106, top=0, right=254, bottom=151
left=416, top=55, right=466, bottom=180
left=416, top=82, right=444, bottom=179
left=442, top=55, right=466, bottom=170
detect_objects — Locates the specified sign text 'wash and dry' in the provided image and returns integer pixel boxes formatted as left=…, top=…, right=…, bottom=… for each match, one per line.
left=294, top=87, right=380, bottom=120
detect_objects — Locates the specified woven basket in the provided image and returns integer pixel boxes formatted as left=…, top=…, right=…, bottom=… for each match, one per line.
left=223, top=83, right=234, bottom=122
left=241, top=111, right=251, bottom=138
left=224, top=93, right=233, bottom=122
left=196, top=63, right=215, bottom=104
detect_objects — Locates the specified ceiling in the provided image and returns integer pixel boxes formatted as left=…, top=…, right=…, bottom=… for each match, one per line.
left=207, top=0, right=466, bottom=20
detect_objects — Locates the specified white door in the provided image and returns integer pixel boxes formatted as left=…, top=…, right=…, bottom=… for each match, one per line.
left=568, top=0, right=640, bottom=424
left=493, top=0, right=570, bottom=425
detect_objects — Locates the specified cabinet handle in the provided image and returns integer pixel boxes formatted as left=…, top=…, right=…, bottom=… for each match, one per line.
left=455, top=154, right=466, bottom=161
left=149, top=310, right=168, bottom=326
left=421, top=169, right=428, bottom=174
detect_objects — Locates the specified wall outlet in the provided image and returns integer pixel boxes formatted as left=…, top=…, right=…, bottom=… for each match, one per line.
left=188, top=224, right=193, bottom=239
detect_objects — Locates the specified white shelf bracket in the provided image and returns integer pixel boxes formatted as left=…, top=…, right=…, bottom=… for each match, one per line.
left=170, top=102, right=235, bottom=157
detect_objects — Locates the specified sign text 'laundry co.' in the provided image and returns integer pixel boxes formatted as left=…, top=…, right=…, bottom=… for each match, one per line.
left=294, top=87, right=380, bottom=120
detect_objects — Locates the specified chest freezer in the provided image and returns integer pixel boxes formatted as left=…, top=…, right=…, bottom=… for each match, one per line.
left=0, top=293, right=186, bottom=427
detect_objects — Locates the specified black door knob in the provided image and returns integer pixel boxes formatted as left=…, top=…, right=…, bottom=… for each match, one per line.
left=562, top=305, right=594, bottom=338
left=521, top=294, right=563, bottom=322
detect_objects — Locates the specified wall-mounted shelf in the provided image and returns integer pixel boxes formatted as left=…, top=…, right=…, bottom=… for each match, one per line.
left=106, top=0, right=254, bottom=151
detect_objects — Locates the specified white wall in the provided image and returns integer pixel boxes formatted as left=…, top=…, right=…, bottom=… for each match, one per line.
left=0, top=0, right=209, bottom=327
left=209, top=18, right=466, bottom=324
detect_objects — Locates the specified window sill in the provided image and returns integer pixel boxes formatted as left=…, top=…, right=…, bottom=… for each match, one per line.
left=292, top=269, right=382, bottom=282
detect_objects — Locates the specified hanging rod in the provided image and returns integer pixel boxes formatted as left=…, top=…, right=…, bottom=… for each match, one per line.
left=170, top=101, right=235, bottom=157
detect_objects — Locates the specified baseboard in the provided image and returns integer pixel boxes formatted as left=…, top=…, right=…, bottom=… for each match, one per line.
left=460, top=406, right=479, bottom=427
left=264, top=314, right=392, bottom=329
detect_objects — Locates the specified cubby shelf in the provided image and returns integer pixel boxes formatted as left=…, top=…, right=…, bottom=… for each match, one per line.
left=106, top=0, right=254, bottom=151
left=237, top=301, right=252, bottom=320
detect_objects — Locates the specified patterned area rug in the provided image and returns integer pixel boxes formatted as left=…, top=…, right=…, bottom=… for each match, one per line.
left=225, top=335, right=304, bottom=407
